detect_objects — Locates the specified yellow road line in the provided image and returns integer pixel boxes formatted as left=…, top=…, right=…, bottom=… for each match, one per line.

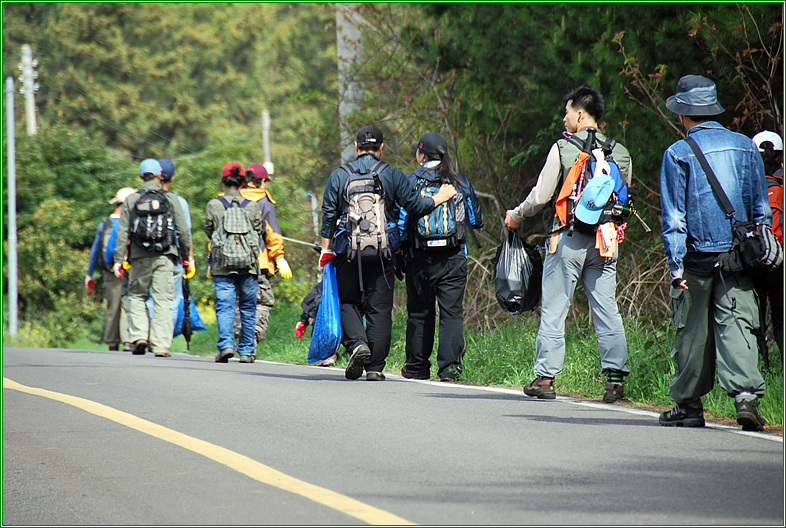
left=3, top=377, right=414, bottom=526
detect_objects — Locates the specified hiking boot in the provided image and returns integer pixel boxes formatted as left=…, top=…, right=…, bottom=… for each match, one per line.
left=523, top=377, right=556, bottom=399
left=401, top=366, right=429, bottom=380
left=108, top=344, right=120, bottom=351
left=215, top=348, right=235, bottom=363
left=314, top=354, right=337, bottom=367
left=239, top=354, right=255, bottom=363
left=735, top=398, right=766, bottom=431
left=366, top=371, right=386, bottom=381
left=345, top=344, right=371, bottom=380
left=659, top=401, right=705, bottom=427
left=132, top=340, right=148, bottom=355
left=154, top=350, right=171, bottom=357
left=603, top=382, right=624, bottom=403
left=122, top=342, right=133, bottom=352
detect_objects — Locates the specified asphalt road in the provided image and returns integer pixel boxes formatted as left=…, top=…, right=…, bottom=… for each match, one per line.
left=3, top=347, right=783, bottom=525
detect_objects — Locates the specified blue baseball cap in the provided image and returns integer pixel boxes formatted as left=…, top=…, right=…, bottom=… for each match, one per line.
left=158, top=159, right=175, bottom=181
left=575, top=174, right=614, bottom=225
left=139, top=158, right=162, bottom=177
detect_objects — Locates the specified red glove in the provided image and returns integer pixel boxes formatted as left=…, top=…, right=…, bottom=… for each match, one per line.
left=295, top=321, right=307, bottom=339
left=319, top=250, right=333, bottom=269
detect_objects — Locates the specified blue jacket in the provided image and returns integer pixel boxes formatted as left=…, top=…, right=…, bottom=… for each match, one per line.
left=659, top=121, right=770, bottom=281
left=398, top=164, right=484, bottom=257
left=87, top=216, right=118, bottom=276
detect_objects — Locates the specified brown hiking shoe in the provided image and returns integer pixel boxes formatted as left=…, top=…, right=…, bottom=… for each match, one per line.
left=523, top=377, right=556, bottom=399
left=603, top=382, right=624, bottom=403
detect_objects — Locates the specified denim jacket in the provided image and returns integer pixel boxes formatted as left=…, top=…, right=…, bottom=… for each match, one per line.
left=398, top=164, right=484, bottom=258
left=659, top=121, right=770, bottom=281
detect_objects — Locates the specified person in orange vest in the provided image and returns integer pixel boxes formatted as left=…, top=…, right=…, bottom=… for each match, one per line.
left=751, top=131, right=783, bottom=369
left=238, top=163, right=292, bottom=353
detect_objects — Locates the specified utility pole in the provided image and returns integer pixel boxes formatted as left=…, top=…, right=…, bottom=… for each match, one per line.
left=5, top=77, right=18, bottom=336
left=336, top=3, right=363, bottom=163
left=20, top=44, right=38, bottom=136
left=261, top=109, right=274, bottom=175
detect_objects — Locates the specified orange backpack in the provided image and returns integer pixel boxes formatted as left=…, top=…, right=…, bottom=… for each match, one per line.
left=766, top=171, right=783, bottom=245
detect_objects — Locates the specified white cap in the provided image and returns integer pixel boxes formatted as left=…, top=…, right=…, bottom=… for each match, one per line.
left=109, top=187, right=137, bottom=205
left=752, top=131, right=783, bottom=152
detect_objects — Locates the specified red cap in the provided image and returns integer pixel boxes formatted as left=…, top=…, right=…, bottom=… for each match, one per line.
left=222, top=162, right=245, bottom=179
left=246, top=162, right=271, bottom=181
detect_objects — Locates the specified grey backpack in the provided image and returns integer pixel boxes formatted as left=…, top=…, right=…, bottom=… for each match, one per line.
left=211, top=197, right=258, bottom=271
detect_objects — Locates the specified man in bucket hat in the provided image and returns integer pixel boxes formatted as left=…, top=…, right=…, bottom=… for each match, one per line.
left=658, top=75, right=771, bottom=431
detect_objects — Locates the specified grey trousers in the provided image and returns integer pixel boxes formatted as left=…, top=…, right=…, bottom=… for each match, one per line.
left=669, top=270, right=765, bottom=402
left=127, top=255, right=175, bottom=354
left=534, top=230, right=628, bottom=378
left=101, top=269, right=129, bottom=347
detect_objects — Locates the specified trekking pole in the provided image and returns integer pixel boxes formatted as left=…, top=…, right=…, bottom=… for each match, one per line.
left=182, top=276, right=193, bottom=351
left=633, top=210, right=652, bottom=233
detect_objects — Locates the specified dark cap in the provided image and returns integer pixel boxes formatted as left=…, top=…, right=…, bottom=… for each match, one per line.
left=246, top=162, right=271, bottom=182
left=356, top=125, right=384, bottom=149
left=416, top=132, right=449, bottom=157
left=158, top=159, right=175, bottom=181
left=665, top=75, right=725, bottom=116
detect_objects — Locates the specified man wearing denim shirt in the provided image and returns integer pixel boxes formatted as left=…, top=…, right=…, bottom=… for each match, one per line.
left=659, top=75, right=771, bottom=431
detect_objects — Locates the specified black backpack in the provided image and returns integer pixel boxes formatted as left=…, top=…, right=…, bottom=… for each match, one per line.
left=131, top=188, right=176, bottom=253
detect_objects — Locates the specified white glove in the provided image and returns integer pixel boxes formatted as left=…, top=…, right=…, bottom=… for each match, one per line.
left=112, top=262, right=124, bottom=279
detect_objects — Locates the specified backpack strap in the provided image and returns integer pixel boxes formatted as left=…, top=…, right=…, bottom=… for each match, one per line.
left=218, top=197, right=251, bottom=209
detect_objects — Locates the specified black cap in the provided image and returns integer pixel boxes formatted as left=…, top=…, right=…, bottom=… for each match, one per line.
left=416, top=132, right=448, bottom=157
left=356, top=125, right=384, bottom=149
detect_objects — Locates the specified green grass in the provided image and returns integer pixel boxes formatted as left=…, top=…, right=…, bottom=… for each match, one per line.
left=6, top=300, right=783, bottom=428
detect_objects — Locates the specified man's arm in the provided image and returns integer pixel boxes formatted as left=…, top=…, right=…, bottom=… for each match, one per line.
left=505, top=143, right=561, bottom=229
left=659, top=149, right=688, bottom=286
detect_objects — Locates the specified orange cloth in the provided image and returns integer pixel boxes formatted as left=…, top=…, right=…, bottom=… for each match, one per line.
left=554, top=151, right=590, bottom=227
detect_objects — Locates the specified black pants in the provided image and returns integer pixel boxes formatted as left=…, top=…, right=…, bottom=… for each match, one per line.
left=752, top=264, right=784, bottom=368
left=334, top=254, right=395, bottom=373
left=404, top=249, right=467, bottom=379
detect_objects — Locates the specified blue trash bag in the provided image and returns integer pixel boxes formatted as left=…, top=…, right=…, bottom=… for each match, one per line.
left=308, top=261, right=342, bottom=364
left=174, top=297, right=208, bottom=337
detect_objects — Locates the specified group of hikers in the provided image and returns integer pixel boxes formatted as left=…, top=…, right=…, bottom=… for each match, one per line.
left=87, top=74, right=782, bottom=433
left=86, top=158, right=291, bottom=362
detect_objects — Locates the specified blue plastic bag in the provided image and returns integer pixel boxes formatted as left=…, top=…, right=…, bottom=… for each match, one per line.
left=174, top=297, right=208, bottom=337
left=308, top=261, right=342, bottom=364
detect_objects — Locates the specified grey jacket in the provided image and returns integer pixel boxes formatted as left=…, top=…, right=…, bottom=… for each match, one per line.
left=114, top=180, right=192, bottom=263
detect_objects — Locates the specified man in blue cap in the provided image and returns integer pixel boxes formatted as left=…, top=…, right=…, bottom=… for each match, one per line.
left=658, top=75, right=770, bottom=431
left=113, top=159, right=192, bottom=357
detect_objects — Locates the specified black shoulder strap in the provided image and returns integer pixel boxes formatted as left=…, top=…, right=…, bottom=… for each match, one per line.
left=369, top=161, right=388, bottom=175
left=684, top=136, right=736, bottom=218
left=340, top=163, right=360, bottom=178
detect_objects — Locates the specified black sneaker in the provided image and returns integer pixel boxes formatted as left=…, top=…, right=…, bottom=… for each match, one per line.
left=132, top=340, right=148, bottom=355
left=603, top=382, right=624, bottom=403
left=523, top=377, right=556, bottom=399
left=659, top=401, right=705, bottom=427
left=401, top=366, right=429, bottom=380
left=735, top=398, right=766, bottom=431
left=345, top=344, right=371, bottom=380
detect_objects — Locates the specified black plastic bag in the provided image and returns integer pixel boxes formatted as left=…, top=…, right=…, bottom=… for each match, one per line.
left=493, top=231, right=543, bottom=314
